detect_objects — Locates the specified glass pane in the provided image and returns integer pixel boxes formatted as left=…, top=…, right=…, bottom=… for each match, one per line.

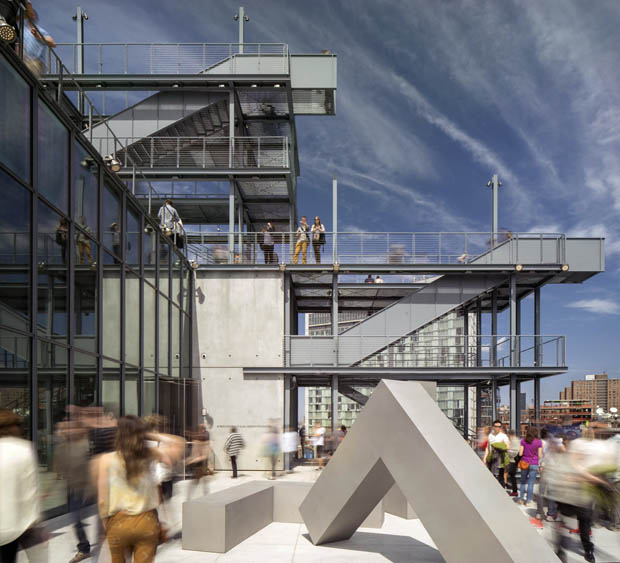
left=37, top=202, right=67, bottom=342
left=144, top=283, right=156, bottom=371
left=102, top=252, right=121, bottom=360
left=144, top=371, right=156, bottom=416
left=0, top=55, right=31, bottom=182
left=125, top=270, right=140, bottom=366
left=183, top=267, right=190, bottom=313
left=75, top=230, right=97, bottom=267
left=38, top=102, right=69, bottom=212
left=125, top=369, right=139, bottom=416
left=182, top=313, right=191, bottom=377
left=102, top=182, right=121, bottom=256
left=74, top=143, right=99, bottom=238
left=143, top=224, right=157, bottom=266
left=158, top=236, right=170, bottom=297
left=158, top=295, right=169, bottom=376
left=74, top=261, right=97, bottom=352
left=172, top=261, right=181, bottom=306
left=171, top=305, right=180, bottom=377
left=0, top=330, right=30, bottom=436
left=0, top=170, right=30, bottom=322
left=126, top=206, right=140, bottom=268
left=102, top=370, right=120, bottom=419
left=74, top=350, right=97, bottom=407
left=38, top=346, right=68, bottom=513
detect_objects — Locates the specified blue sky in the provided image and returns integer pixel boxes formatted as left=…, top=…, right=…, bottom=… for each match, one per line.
left=40, top=0, right=620, bottom=402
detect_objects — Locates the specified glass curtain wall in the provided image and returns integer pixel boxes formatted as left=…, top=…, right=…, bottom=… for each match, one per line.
left=0, top=50, right=195, bottom=517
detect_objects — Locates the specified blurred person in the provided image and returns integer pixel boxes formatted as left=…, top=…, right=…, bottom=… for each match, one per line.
left=310, top=216, right=325, bottom=264
left=516, top=427, right=543, bottom=506
left=261, top=426, right=280, bottom=480
left=223, top=426, right=244, bottom=479
left=311, top=422, right=326, bottom=470
left=364, top=274, right=374, bottom=284
left=484, top=420, right=509, bottom=485
left=0, top=409, right=47, bottom=563
left=157, top=200, right=180, bottom=234
left=97, top=415, right=173, bottom=563
left=109, top=223, right=121, bottom=263
left=292, top=216, right=309, bottom=264
left=535, top=429, right=559, bottom=522
left=23, top=5, right=55, bottom=77
left=504, top=429, right=520, bottom=497
left=280, top=427, right=298, bottom=470
left=144, top=416, right=181, bottom=503
left=53, top=420, right=92, bottom=563
left=374, top=275, right=384, bottom=284
left=186, top=425, right=211, bottom=498
left=260, top=222, right=276, bottom=264
left=297, top=425, right=306, bottom=460
left=545, top=435, right=606, bottom=563
left=55, top=217, right=68, bottom=264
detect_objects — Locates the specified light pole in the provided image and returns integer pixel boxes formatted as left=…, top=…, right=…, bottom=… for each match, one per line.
left=486, top=174, right=502, bottom=247
left=234, top=7, right=249, bottom=54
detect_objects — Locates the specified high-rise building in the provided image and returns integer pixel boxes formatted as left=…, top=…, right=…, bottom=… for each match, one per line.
left=559, top=373, right=619, bottom=412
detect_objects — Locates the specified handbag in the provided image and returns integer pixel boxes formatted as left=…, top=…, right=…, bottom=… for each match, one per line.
left=518, top=458, right=530, bottom=471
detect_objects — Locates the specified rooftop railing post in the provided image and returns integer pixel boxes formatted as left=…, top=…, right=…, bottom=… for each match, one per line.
left=202, top=43, right=206, bottom=71
left=124, top=44, right=128, bottom=74
left=177, top=43, right=180, bottom=74
left=202, top=137, right=206, bottom=168
left=150, top=137, right=154, bottom=169
left=257, top=137, right=261, bottom=168
left=332, top=177, right=338, bottom=264
left=176, top=137, right=180, bottom=168
left=98, top=44, right=102, bottom=74
left=150, top=45, right=153, bottom=74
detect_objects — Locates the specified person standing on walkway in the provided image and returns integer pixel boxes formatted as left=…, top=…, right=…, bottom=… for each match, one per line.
left=311, top=422, right=326, bottom=470
left=516, top=427, right=543, bottom=506
left=484, top=420, right=509, bottom=485
left=158, top=200, right=181, bottom=235
left=293, top=216, right=310, bottom=264
left=310, top=216, right=325, bottom=264
left=0, top=409, right=47, bottom=563
left=224, top=427, right=245, bottom=479
left=261, top=222, right=276, bottom=264
left=97, top=416, right=172, bottom=563
left=261, top=426, right=280, bottom=480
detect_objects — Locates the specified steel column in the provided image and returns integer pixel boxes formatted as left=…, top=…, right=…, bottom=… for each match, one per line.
left=284, top=375, right=292, bottom=470
left=463, top=384, right=469, bottom=439
left=228, top=182, right=235, bottom=263
left=491, top=378, right=497, bottom=421
left=491, top=290, right=497, bottom=367
left=534, top=287, right=541, bottom=366
left=332, top=177, right=337, bottom=263
left=463, top=308, right=469, bottom=368
left=509, top=374, right=518, bottom=433
left=534, top=376, right=541, bottom=427
left=476, top=301, right=482, bottom=367
left=475, top=384, right=482, bottom=430
left=331, top=374, right=339, bottom=433
left=510, top=275, right=518, bottom=367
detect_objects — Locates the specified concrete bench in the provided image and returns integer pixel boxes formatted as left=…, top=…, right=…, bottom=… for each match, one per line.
left=182, top=480, right=384, bottom=553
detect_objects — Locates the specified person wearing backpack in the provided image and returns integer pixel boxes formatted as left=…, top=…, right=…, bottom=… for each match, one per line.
left=516, top=427, right=543, bottom=506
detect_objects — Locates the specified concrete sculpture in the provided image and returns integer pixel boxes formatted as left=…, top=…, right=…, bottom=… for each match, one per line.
left=299, top=380, right=558, bottom=562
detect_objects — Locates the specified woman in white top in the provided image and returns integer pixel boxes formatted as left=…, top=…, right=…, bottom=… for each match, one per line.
left=310, top=216, right=326, bottom=264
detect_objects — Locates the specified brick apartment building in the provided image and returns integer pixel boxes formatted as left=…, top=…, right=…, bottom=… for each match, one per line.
left=559, top=373, right=620, bottom=412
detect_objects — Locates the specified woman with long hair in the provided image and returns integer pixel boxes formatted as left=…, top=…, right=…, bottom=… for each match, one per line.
left=516, top=427, right=543, bottom=506
left=310, top=216, right=325, bottom=264
left=97, top=416, right=172, bottom=562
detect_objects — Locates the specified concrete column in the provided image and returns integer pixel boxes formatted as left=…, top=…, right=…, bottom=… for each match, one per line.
left=331, top=375, right=338, bottom=433
left=491, top=290, right=497, bottom=367
left=228, top=182, right=235, bottom=263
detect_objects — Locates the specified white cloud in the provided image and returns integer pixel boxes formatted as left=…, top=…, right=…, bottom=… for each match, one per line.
left=567, top=299, right=620, bottom=315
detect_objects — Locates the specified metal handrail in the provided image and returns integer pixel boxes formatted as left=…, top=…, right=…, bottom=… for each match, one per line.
left=185, top=232, right=567, bottom=266
left=284, top=334, right=566, bottom=368
left=92, top=136, right=290, bottom=170
left=45, top=42, right=290, bottom=76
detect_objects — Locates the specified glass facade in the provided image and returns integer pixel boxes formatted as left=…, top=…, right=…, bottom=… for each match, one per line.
left=0, top=51, right=195, bottom=517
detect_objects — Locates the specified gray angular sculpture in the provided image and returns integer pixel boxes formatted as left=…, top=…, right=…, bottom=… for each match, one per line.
left=299, top=380, right=558, bottom=563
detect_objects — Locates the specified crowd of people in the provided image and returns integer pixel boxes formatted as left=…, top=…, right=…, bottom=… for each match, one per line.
left=479, top=421, right=620, bottom=562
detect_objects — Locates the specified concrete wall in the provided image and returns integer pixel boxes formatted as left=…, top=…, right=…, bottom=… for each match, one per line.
left=193, top=270, right=286, bottom=471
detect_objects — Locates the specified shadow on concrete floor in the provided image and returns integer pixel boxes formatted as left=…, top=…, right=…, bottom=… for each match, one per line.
left=302, top=532, right=445, bottom=563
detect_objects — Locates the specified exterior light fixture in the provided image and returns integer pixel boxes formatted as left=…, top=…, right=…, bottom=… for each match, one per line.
left=515, top=264, right=523, bottom=272
left=333, top=263, right=340, bottom=273
left=0, top=15, right=16, bottom=42
left=561, top=264, right=569, bottom=272
left=279, top=263, right=286, bottom=271
left=274, top=84, right=281, bottom=88
left=172, top=83, right=180, bottom=88
left=190, top=260, right=199, bottom=270
left=104, top=155, right=121, bottom=172
left=251, top=84, right=257, bottom=88
left=218, top=83, right=226, bottom=88
left=96, top=83, right=103, bottom=88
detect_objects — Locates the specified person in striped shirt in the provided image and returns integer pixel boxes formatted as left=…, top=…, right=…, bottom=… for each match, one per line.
left=224, top=428, right=245, bottom=479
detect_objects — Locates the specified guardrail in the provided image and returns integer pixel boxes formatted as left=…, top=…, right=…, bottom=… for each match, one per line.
left=284, top=334, right=566, bottom=368
left=185, top=232, right=567, bottom=266
left=92, top=136, right=290, bottom=170
left=46, top=42, right=290, bottom=76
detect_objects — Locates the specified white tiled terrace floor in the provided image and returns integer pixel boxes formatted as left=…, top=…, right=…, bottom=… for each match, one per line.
left=28, top=465, right=620, bottom=563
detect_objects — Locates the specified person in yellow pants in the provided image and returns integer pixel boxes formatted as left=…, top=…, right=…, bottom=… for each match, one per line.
left=293, top=216, right=310, bottom=264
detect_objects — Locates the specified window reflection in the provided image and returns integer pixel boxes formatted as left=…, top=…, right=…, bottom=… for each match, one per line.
left=103, top=182, right=121, bottom=256
left=38, top=102, right=69, bottom=212
left=0, top=330, right=30, bottom=431
left=171, top=304, right=180, bottom=377
left=159, top=294, right=169, bottom=376
left=74, top=350, right=97, bottom=408
left=144, top=283, right=156, bottom=371
left=74, top=265, right=97, bottom=352
left=125, top=270, right=140, bottom=366
left=126, top=206, right=140, bottom=268
left=102, top=251, right=121, bottom=360
left=74, top=143, right=98, bottom=238
left=0, top=56, right=31, bottom=182
left=125, top=369, right=139, bottom=415
left=102, top=369, right=120, bottom=418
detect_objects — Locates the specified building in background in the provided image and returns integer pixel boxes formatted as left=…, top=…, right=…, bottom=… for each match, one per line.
left=559, top=373, right=620, bottom=413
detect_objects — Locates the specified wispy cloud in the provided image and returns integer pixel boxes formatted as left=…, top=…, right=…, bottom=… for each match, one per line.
left=567, top=299, right=620, bottom=315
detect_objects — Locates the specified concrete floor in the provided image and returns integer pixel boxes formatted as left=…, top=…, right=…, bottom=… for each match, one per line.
left=24, top=466, right=620, bottom=563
